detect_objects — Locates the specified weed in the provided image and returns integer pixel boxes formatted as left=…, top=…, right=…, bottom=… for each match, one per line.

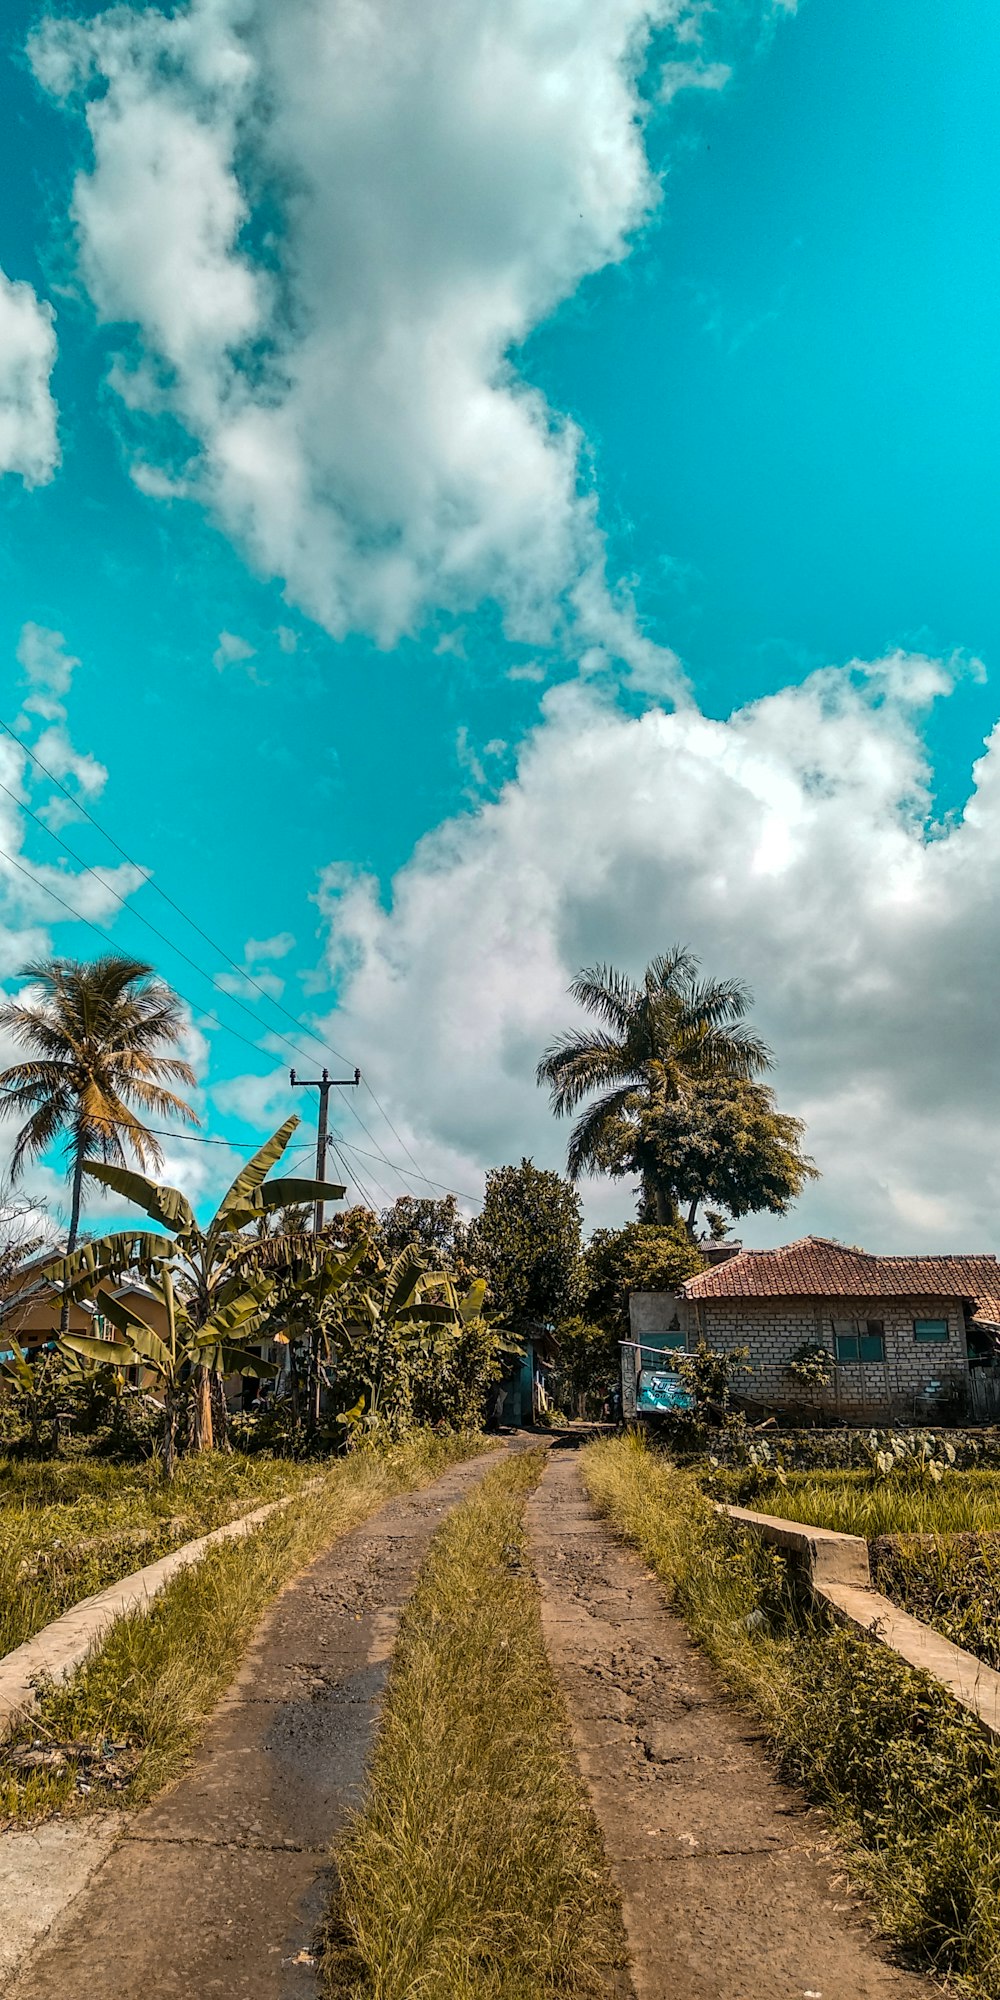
left=325, top=1452, right=629, bottom=2000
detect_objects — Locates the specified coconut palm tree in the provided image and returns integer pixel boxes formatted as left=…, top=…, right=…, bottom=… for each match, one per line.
left=0, top=954, right=199, bottom=1257
left=536, top=946, right=772, bottom=1225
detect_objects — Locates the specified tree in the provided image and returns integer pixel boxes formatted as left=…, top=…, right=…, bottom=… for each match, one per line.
left=45, top=1116, right=344, bottom=1470
left=581, top=1221, right=704, bottom=1342
left=469, top=1159, right=582, bottom=1331
left=536, top=946, right=813, bottom=1232
left=376, top=1194, right=474, bottom=1278
left=0, top=955, right=198, bottom=1258
left=607, top=1076, right=817, bottom=1238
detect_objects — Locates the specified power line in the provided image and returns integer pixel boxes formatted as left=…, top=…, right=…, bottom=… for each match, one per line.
left=334, top=1135, right=483, bottom=1207
left=0, top=838, right=279, bottom=1065
left=0, top=716, right=434, bottom=1195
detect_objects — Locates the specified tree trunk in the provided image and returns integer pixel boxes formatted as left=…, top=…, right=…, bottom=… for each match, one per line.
left=162, top=1390, right=177, bottom=1482
left=191, top=1364, right=214, bottom=1452
left=685, top=1197, right=700, bottom=1240
left=60, top=1138, right=86, bottom=1334
left=209, top=1369, right=231, bottom=1451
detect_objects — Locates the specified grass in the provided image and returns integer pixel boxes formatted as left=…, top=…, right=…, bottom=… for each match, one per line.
left=582, top=1433, right=1000, bottom=2000
left=0, top=1451, right=319, bottom=1656
left=0, top=1430, right=486, bottom=1826
left=873, top=1533, right=1000, bottom=1673
left=324, top=1451, right=630, bottom=2000
left=705, top=1463, right=1000, bottom=1537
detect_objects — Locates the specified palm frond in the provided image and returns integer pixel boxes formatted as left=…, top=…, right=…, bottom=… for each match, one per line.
left=567, top=964, right=641, bottom=1036
left=536, top=1030, right=639, bottom=1112
left=566, top=1086, right=638, bottom=1180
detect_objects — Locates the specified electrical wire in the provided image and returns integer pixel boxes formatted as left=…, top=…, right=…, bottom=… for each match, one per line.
left=333, top=1135, right=483, bottom=1207
left=1, top=714, right=436, bottom=1193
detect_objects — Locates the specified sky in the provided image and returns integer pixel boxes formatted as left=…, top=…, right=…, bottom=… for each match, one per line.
left=1, top=0, right=1000, bottom=1250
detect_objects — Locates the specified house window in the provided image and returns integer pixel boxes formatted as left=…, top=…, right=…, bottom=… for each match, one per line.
left=914, top=1318, right=949, bottom=1345
left=833, top=1318, right=885, bottom=1364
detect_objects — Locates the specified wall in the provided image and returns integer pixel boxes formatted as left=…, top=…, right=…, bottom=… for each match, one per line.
left=692, top=1294, right=969, bottom=1419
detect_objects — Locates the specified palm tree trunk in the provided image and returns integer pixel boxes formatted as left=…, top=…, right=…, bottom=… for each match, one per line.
left=191, top=1364, right=214, bottom=1451
left=60, top=1137, right=86, bottom=1334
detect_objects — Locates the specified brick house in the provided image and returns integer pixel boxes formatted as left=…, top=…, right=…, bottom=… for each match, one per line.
left=625, top=1236, right=1000, bottom=1421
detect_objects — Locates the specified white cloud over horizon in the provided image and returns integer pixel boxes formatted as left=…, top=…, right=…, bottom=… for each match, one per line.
left=26, top=0, right=766, bottom=691
left=310, top=651, right=1000, bottom=1253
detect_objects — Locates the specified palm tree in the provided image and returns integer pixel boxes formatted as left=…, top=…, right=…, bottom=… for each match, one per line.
left=536, top=946, right=771, bottom=1225
left=0, top=954, right=199, bottom=1258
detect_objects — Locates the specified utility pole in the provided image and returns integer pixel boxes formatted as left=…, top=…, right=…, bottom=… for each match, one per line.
left=289, top=1065, right=361, bottom=1235
left=289, top=1064, right=361, bottom=1431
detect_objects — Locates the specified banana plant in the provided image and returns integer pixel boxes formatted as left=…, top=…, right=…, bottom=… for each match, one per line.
left=42, top=1116, right=346, bottom=1470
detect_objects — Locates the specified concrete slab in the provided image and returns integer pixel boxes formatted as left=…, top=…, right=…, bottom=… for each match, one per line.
left=0, top=1816, right=123, bottom=1988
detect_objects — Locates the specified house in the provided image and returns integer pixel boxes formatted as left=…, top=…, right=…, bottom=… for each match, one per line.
left=623, top=1236, right=1000, bottom=1422
left=492, top=1331, right=557, bottom=1428
left=0, top=1266, right=171, bottom=1380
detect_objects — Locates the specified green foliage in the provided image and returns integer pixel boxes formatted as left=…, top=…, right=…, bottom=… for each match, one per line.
left=581, top=1219, right=703, bottom=1339
left=624, top=1075, right=817, bottom=1235
left=675, top=1340, right=751, bottom=1419
left=873, top=1534, right=1000, bottom=1673
left=784, top=1340, right=833, bottom=1389
left=469, top=1158, right=582, bottom=1331
left=0, top=954, right=199, bottom=1248
left=326, top=1252, right=509, bottom=1441
left=45, top=1118, right=345, bottom=1465
left=703, top=1463, right=1000, bottom=1537
left=549, top=1315, right=619, bottom=1414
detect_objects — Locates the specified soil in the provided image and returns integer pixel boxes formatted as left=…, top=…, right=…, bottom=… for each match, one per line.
left=528, top=1447, right=942, bottom=2000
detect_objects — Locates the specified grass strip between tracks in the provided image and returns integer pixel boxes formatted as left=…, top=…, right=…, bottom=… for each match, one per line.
left=0, top=1430, right=486, bottom=1825
left=582, top=1431, right=1000, bottom=2000
left=324, top=1450, right=630, bottom=2000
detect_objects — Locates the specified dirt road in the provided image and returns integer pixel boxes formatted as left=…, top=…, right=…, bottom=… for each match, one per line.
left=5, top=1448, right=500, bottom=2000
left=528, top=1448, right=940, bottom=2000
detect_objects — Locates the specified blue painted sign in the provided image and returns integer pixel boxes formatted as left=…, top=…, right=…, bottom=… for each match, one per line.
left=637, top=1369, right=694, bottom=1414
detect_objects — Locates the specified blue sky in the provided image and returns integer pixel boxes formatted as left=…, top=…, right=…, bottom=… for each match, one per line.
left=1, top=0, right=999, bottom=1247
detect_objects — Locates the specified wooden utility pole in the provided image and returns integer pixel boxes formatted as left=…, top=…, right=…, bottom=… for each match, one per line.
left=289, top=1064, right=361, bottom=1232
left=289, top=1064, right=361, bottom=1429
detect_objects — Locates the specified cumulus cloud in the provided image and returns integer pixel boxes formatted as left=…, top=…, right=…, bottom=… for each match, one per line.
left=311, top=652, right=1000, bottom=1251
left=213, top=630, right=256, bottom=673
left=0, top=268, right=59, bottom=487
left=28, top=0, right=743, bottom=684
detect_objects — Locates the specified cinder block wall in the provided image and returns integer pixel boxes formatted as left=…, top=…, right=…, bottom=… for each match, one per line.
left=693, top=1295, right=969, bottom=1416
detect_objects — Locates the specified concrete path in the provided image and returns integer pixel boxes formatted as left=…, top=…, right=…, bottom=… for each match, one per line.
left=6, top=1447, right=499, bottom=2000
left=528, top=1450, right=941, bottom=2000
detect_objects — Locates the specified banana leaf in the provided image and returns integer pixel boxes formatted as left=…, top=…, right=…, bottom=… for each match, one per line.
left=82, top=1162, right=196, bottom=1236
left=215, top=1117, right=299, bottom=1224
left=93, top=1290, right=172, bottom=1374
left=43, top=1233, right=172, bottom=1296
left=61, top=1331, right=140, bottom=1369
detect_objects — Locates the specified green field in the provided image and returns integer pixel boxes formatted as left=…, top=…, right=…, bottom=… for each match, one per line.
left=706, top=1463, right=1000, bottom=1538
left=0, top=1453, right=315, bottom=1656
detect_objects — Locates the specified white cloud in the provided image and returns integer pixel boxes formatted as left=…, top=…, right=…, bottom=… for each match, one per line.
left=29, top=0, right=744, bottom=685
left=0, top=267, right=59, bottom=487
left=311, top=652, right=1000, bottom=1252
left=245, top=931, right=295, bottom=963
left=17, top=624, right=80, bottom=713
left=213, top=629, right=256, bottom=672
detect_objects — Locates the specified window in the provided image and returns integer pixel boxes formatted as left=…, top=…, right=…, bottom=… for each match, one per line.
left=833, top=1318, right=885, bottom=1364
left=914, top=1318, right=948, bottom=1345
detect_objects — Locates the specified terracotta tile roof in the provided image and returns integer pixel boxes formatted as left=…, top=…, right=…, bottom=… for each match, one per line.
left=680, top=1236, right=1000, bottom=1311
